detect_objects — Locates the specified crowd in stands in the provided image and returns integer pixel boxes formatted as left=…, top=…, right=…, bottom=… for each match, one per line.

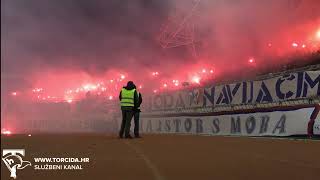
left=202, top=50, right=320, bottom=87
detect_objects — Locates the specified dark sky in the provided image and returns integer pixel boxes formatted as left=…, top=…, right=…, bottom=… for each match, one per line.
left=1, top=0, right=175, bottom=76
left=1, top=0, right=320, bottom=91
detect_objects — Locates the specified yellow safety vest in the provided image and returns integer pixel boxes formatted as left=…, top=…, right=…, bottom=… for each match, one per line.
left=120, top=88, right=135, bottom=107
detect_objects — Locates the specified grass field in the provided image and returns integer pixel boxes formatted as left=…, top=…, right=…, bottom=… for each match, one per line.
left=1, top=134, right=319, bottom=180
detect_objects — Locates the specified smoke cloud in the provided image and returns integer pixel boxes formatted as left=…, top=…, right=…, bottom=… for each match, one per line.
left=1, top=0, right=320, bottom=93
left=1, top=0, right=320, bottom=133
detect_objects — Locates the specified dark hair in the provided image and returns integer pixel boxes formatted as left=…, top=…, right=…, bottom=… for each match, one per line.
left=127, top=81, right=134, bottom=87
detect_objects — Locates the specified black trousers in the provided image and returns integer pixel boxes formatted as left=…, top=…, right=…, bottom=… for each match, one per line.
left=119, top=109, right=134, bottom=137
left=133, top=111, right=140, bottom=137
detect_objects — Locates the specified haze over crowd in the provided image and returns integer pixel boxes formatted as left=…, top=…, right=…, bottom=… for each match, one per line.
left=1, top=0, right=320, bottom=96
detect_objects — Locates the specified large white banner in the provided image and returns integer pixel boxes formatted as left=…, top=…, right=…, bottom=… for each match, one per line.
left=143, top=71, right=320, bottom=111
left=5, top=101, right=119, bottom=133
left=140, top=108, right=314, bottom=136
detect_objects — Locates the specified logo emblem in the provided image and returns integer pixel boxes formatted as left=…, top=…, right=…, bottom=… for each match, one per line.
left=2, top=149, right=31, bottom=179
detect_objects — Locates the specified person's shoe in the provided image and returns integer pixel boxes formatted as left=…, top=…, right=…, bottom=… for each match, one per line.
left=135, top=135, right=142, bottom=138
left=125, top=135, right=133, bottom=139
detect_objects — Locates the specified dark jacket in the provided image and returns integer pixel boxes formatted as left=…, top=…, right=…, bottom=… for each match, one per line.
left=137, top=92, right=142, bottom=109
left=134, top=84, right=142, bottom=111
left=119, top=83, right=138, bottom=110
left=133, top=92, right=142, bottom=112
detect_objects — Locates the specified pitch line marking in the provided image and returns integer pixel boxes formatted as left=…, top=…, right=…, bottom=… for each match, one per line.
left=124, top=141, right=165, bottom=180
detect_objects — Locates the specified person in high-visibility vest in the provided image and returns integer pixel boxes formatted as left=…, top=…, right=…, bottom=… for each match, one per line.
left=133, top=85, right=142, bottom=138
left=119, top=81, right=138, bottom=139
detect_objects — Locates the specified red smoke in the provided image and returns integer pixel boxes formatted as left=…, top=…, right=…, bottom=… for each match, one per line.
left=3, top=0, right=320, bottom=103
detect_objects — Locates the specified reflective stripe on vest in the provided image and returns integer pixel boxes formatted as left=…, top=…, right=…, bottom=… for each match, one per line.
left=121, top=88, right=135, bottom=107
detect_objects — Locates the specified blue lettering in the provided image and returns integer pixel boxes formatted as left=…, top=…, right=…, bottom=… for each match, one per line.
left=276, top=74, right=295, bottom=100
left=256, top=82, right=273, bottom=103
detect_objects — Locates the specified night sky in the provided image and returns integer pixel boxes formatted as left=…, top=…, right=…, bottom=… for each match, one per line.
left=2, top=0, right=172, bottom=80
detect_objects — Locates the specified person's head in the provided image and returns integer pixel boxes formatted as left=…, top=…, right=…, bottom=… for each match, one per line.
left=125, top=81, right=135, bottom=90
left=127, top=81, right=134, bottom=87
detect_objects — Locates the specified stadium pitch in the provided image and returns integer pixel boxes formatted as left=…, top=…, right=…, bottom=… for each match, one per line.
left=1, top=134, right=319, bottom=180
